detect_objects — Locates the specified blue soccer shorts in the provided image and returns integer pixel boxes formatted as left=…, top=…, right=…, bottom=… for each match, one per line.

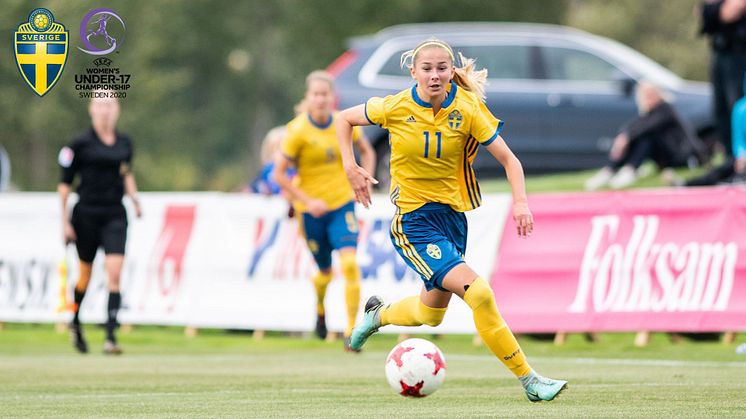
left=300, top=201, right=358, bottom=270
left=389, top=202, right=467, bottom=291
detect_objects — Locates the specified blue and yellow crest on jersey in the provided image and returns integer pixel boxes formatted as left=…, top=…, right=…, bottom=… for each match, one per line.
left=426, top=243, right=442, bottom=260
left=447, top=109, right=463, bottom=130
left=14, top=8, right=68, bottom=97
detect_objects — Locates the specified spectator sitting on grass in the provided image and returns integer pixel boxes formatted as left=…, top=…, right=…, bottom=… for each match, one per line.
left=585, top=81, right=701, bottom=190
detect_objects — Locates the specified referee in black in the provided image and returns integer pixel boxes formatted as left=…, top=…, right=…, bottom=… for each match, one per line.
left=58, top=93, right=141, bottom=354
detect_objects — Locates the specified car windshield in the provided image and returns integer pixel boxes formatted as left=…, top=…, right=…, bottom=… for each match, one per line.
left=574, top=33, right=683, bottom=89
left=378, top=44, right=535, bottom=80
left=372, top=29, right=685, bottom=89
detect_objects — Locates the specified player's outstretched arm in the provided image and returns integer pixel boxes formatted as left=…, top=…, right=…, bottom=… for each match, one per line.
left=484, top=136, right=533, bottom=238
left=354, top=134, right=377, bottom=185
left=337, top=105, right=378, bottom=208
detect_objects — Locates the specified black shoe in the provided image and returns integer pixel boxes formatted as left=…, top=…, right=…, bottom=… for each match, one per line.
left=69, top=323, right=88, bottom=354
left=315, top=314, right=327, bottom=340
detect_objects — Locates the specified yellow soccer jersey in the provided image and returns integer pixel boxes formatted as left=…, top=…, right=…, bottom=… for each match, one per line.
left=282, top=112, right=362, bottom=213
left=365, top=81, right=503, bottom=213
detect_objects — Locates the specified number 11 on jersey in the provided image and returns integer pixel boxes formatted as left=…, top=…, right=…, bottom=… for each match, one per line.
left=423, top=131, right=442, bottom=158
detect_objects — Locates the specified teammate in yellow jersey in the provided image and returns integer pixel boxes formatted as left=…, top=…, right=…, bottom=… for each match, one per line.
left=274, top=70, right=376, bottom=351
left=337, top=39, right=568, bottom=401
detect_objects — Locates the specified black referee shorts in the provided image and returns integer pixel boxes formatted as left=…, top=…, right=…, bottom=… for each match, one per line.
left=71, top=203, right=128, bottom=263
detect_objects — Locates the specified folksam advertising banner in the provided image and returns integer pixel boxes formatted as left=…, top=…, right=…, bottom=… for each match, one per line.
left=2, top=189, right=745, bottom=334
left=492, top=187, right=746, bottom=333
left=0, top=193, right=508, bottom=334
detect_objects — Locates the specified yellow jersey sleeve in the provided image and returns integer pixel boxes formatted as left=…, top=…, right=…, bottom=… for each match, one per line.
left=352, top=125, right=363, bottom=143
left=281, top=124, right=304, bottom=161
left=470, top=100, right=504, bottom=146
left=365, top=96, right=387, bottom=128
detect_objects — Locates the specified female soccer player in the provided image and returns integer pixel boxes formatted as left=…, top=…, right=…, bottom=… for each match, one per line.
left=274, top=71, right=376, bottom=350
left=58, top=93, right=141, bottom=355
left=337, top=39, right=568, bottom=401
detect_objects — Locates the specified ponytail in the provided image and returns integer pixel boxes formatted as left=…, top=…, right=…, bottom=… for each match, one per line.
left=452, top=52, right=488, bottom=102
left=401, top=39, right=488, bottom=102
left=293, top=99, right=308, bottom=115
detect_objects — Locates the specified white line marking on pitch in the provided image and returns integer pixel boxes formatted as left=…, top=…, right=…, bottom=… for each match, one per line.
left=444, top=354, right=746, bottom=368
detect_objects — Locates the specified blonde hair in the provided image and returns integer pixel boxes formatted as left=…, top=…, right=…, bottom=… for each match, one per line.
left=400, top=38, right=488, bottom=101
left=294, top=70, right=336, bottom=114
left=635, top=80, right=672, bottom=115
left=260, top=126, right=286, bottom=164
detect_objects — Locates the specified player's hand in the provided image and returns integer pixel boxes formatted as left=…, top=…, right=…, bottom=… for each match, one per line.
left=63, top=221, right=77, bottom=244
left=306, top=199, right=329, bottom=218
left=345, top=164, right=378, bottom=208
left=609, top=133, right=629, bottom=161
left=721, top=0, right=746, bottom=22
left=512, top=201, right=533, bottom=238
left=132, top=198, right=143, bottom=218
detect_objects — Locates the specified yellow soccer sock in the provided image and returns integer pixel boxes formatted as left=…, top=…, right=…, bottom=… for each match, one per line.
left=379, top=296, right=447, bottom=327
left=311, top=271, right=333, bottom=316
left=463, top=277, right=532, bottom=377
left=340, top=252, right=361, bottom=337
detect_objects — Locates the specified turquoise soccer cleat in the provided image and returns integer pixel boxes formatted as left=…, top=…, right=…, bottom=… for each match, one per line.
left=522, top=373, right=568, bottom=402
left=349, top=296, right=384, bottom=351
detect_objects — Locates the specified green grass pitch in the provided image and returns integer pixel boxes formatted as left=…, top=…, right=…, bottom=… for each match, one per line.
left=2, top=324, right=745, bottom=418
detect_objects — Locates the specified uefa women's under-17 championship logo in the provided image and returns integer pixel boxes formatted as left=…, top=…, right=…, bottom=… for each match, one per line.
left=14, top=8, right=69, bottom=96
left=78, top=8, right=126, bottom=56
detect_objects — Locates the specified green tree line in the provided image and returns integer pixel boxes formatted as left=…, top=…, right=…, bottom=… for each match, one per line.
left=0, top=0, right=708, bottom=191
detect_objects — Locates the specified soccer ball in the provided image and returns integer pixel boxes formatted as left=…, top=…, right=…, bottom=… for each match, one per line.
left=384, top=338, right=446, bottom=397
left=34, top=14, right=49, bottom=30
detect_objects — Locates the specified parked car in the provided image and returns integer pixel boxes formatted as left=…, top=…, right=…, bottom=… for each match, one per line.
left=326, top=22, right=714, bottom=184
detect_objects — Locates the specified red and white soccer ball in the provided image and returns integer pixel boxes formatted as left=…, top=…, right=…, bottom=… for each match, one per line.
left=385, top=338, right=446, bottom=397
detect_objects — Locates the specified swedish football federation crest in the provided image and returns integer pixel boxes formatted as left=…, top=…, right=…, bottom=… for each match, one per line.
left=14, top=8, right=68, bottom=97
left=426, top=243, right=442, bottom=260
left=447, top=109, right=463, bottom=130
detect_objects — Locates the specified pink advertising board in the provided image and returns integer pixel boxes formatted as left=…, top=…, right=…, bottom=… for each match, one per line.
left=492, top=187, right=746, bottom=333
